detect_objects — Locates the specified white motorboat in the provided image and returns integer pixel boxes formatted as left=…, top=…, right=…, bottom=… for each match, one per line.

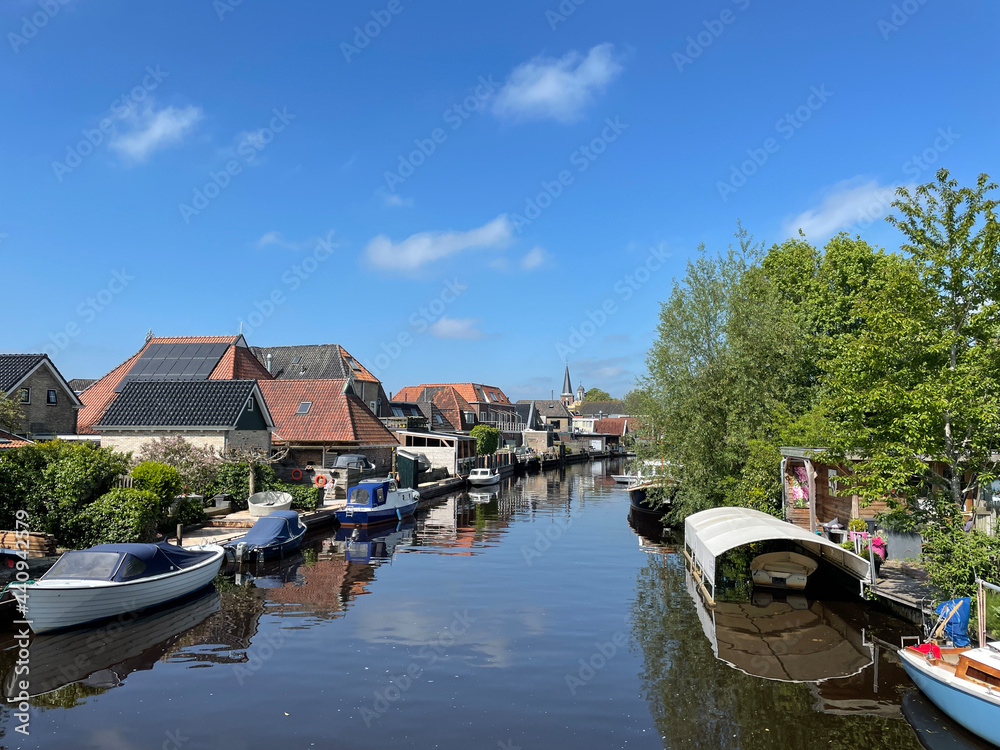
left=9, top=542, right=225, bottom=634
left=611, top=472, right=643, bottom=485
left=750, top=551, right=818, bottom=591
left=468, top=468, right=500, bottom=486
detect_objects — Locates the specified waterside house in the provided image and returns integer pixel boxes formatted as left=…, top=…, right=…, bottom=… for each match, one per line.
left=0, top=353, right=82, bottom=439
left=392, top=385, right=479, bottom=434
left=516, top=400, right=574, bottom=432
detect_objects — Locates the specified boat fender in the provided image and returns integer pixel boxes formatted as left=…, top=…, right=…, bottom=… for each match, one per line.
left=397, top=508, right=403, bottom=520
left=315, top=475, right=328, bottom=487
left=394, top=472, right=400, bottom=483
left=290, top=468, right=303, bottom=481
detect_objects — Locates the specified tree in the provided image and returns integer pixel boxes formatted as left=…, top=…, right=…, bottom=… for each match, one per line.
left=827, top=170, right=1000, bottom=510
left=583, top=387, right=613, bottom=402
left=0, top=392, right=24, bottom=433
left=470, top=425, right=500, bottom=455
left=137, top=436, right=221, bottom=495
left=221, top=444, right=290, bottom=497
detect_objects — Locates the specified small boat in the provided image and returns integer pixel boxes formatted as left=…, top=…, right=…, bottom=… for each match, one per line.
left=612, top=472, right=643, bottom=485
left=336, top=478, right=419, bottom=527
left=468, top=468, right=500, bottom=486
left=224, top=510, right=307, bottom=564
left=468, top=491, right=496, bottom=504
left=750, top=551, right=818, bottom=591
left=628, top=482, right=664, bottom=519
left=247, top=490, right=293, bottom=517
left=900, top=587, right=1000, bottom=747
left=9, top=542, right=224, bottom=634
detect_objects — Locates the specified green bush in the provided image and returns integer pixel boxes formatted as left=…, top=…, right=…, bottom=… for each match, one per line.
left=848, top=518, right=867, bottom=532
left=208, top=463, right=278, bottom=510
left=470, top=425, right=500, bottom=455
left=136, top=436, right=220, bottom=495
left=922, top=516, right=1000, bottom=600
left=274, top=481, right=320, bottom=510
left=81, top=488, right=162, bottom=545
left=168, top=497, right=208, bottom=529
left=131, top=461, right=183, bottom=516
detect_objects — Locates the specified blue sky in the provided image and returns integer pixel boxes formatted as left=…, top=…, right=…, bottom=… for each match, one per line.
left=3, top=0, right=997, bottom=400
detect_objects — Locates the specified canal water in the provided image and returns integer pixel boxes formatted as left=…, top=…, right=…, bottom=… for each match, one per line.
left=0, top=464, right=936, bottom=749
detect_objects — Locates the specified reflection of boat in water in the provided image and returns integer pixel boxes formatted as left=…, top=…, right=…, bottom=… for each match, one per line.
left=627, top=509, right=677, bottom=553
left=468, top=491, right=496, bottom=504
left=902, top=689, right=996, bottom=750
left=333, top=520, right=415, bottom=563
left=750, top=551, right=818, bottom=591
left=231, top=553, right=305, bottom=589
left=686, top=572, right=873, bottom=683
left=5, top=587, right=220, bottom=699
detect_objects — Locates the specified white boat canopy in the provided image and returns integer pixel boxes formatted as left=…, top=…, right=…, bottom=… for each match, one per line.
left=684, top=507, right=872, bottom=596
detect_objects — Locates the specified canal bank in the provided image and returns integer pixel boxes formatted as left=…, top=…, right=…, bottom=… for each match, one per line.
left=0, top=463, right=927, bottom=750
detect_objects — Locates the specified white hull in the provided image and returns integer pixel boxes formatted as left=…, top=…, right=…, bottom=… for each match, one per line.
left=12, top=545, right=224, bottom=634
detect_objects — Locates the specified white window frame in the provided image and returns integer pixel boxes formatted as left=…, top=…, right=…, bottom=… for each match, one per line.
left=19, top=388, right=30, bottom=404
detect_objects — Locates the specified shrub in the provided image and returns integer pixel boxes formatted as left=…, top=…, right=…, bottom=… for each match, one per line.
left=273, top=481, right=320, bottom=510
left=470, top=425, right=500, bottom=455
left=137, top=436, right=220, bottom=495
left=81, top=488, right=162, bottom=545
left=168, top=497, right=208, bottom=529
left=922, top=517, right=1000, bottom=600
left=848, top=518, right=867, bottom=532
left=131, top=461, right=183, bottom=517
left=209, top=463, right=278, bottom=510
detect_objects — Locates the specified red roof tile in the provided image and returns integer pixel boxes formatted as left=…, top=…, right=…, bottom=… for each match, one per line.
left=210, top=346, right=274, bottom=381
left=393, top=385, right=475, bottom=432
left=0, top=429, right=32, bottom=449
left=593, top=417, right=629, bottom=436
left=260, top=379, right=397, bottom=446
left=405, top=383, right=510, bottom=406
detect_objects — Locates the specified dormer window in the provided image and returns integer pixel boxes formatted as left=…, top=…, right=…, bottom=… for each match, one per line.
left=296, top=402, right=312, bottom=415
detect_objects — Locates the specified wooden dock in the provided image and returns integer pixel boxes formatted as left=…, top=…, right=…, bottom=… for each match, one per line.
left=868, top=561, right=941, bottom=624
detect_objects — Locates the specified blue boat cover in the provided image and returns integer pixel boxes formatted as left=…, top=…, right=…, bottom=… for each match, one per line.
left=935, top=597, right=972, bottom=647
left=44, top=542, right=216, bottom=583
left=240, top=511, right=304, bottom=547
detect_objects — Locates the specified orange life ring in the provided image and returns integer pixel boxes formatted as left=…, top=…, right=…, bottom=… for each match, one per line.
left=290, top=469, right=303, bottom=481
left=314, top=475, right=328, bottom=487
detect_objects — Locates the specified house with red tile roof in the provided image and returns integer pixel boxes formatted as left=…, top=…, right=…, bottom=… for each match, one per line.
left=78, top=334, right=272, bottom=435
left=392, top=385, right=478, bottom=434
left=393, top=383, right=522, bottom=435
left=0, top=429, right=33, bottom=450
left=259, top=379, right=398, bottom=471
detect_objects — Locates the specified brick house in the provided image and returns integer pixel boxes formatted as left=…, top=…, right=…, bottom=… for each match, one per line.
left=0, top=354, right=82, bottom=438
left=392, top=385, right=479, bottom=434
left=95, top=379, right=273, bottom=455
left=515, top=400, right=573, bottom=432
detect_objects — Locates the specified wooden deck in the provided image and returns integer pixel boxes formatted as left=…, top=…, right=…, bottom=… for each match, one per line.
left=869, top=561, right=941, bottom=623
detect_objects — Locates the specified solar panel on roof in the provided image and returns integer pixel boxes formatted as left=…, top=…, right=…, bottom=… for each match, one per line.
left=115, top=342, right=231, bottom=392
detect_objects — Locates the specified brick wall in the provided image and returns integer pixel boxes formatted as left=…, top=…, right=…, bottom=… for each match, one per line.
left=100, top=431, right=227, bottom=456
left=10, top=368, right=78, bottom=435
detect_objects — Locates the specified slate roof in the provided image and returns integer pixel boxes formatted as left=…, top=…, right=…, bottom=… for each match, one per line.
left=414, top=401, right=457, bottom=431
left=516, top=399, right=572, bottom=419
left=96, top=380, right=260, bottom=428
left=78, top=335, right=268, bottom=434
left=562, top=365, right=573, bottom=397
left=0, top=354, right=47, bottom=393
left=514, top=402, right=543, bottom=431
left=594, top=417, right=629, bottom=436
left=68, top=378, right=97, bottom=394
left=250, top=345, right=379, bottom=383
left=575, top=400, right=626, bottom=417
left=260, top=379, right=397, bottom=446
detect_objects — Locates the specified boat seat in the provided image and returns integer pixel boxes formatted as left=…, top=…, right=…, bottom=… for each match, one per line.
left=758, top=561, right=812, bottom=575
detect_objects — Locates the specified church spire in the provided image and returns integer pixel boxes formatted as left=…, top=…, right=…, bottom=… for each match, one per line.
left=561, top=364, right=573, bottom=406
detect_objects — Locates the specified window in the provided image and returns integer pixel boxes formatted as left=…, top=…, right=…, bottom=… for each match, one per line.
left=47, top=390, right=57, bottom=405
left=369, top=401, right=377, bottom=413
left=435, top=414, right=444, bottom=425
left=392, top=406, right=404, bottom=417
left=828, top=469, right=838, bottom=498
left=296, top=402, right=312, bottom=415
left=292, top=356, right=301, bottom=364
left=246, top=398, right=254, bottom=412
left=18, top=388, right=29, bottom=404
left=347, top=357, right=364, bottom=373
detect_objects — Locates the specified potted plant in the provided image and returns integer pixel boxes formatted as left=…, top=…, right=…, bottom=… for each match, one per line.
left=861, top=535, right=887, bottom=575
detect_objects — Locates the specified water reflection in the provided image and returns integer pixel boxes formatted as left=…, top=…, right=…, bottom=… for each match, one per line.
left=631, top=552, right=922, bottom=748
left=902, top=689, right=996, bottom=750
left=332, top=519, right=416, bottom=563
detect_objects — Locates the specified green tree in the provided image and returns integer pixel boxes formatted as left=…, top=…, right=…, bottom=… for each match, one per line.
left=827, top=170, right=1000, bottom=511
left=0, top=392, right=24, bottom=433
left=470, top=424, right=500, bottom=455
left=583, top=387, right=613, bottom=402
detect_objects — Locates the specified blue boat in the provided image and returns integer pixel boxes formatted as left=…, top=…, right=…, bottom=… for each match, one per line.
left=334, top=519, right=415, bottom=562
left=336, top=478, right=419, bottom=527
left=224, top=510, right=307, bottom=563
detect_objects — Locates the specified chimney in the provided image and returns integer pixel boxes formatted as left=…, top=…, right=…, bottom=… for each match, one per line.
left=266, top=352, right=272, bottom=373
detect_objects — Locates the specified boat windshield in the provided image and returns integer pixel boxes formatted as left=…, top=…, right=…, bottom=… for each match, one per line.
left=43, top=551, right=123, bottom=581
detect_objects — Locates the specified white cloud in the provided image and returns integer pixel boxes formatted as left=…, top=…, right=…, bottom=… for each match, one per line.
left=493, top=43, right=623, bottom=123
left=364, top=215, right=513, bottom=273
left=384, top=193, right=414, bottom=208
left=256, top=231, right=298, bottom=250
left=782, top=178, right=909, bottom=239
left=429, top=316, right=487, bottom=340
left=109, top=102, right=202, bottom=163
left=521, top=246, right=547, bottom=270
